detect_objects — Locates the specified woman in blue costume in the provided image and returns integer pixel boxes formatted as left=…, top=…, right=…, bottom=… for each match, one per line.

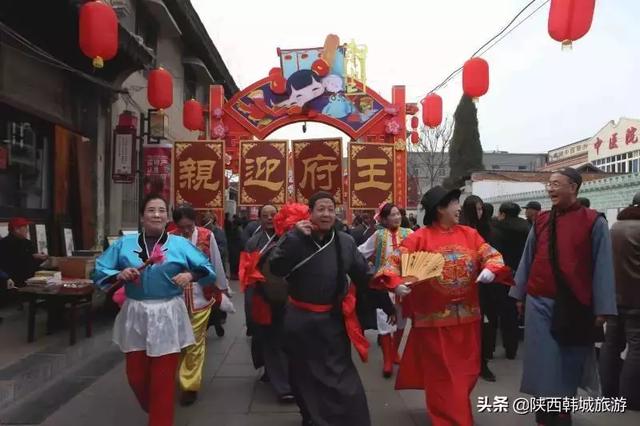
left=93, top=194, right=216, bottom=426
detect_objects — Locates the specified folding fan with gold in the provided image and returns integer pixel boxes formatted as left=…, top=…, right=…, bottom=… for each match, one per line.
left=401, top=251, right=445, bottom=284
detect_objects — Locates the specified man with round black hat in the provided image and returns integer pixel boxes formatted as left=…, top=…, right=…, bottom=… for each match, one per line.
left=371, top=185, right=511, bottom=426
left=524, top=201, right=542, bottom=226
left=509, top=167, right=617, bottom=425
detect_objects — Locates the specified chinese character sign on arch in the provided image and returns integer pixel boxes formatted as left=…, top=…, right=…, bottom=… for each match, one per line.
left=239, top=140, right=288, bottom=206
left=292, top=138, right=343, bottom=205
left=173, top=141, right=225, bottom=209
left=349, top=142, right=395, bottom=209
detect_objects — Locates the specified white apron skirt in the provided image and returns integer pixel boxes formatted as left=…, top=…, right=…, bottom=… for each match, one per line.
left=113, top=297, right=195, bottom=357
left=376, top=293, right=407, bottom=335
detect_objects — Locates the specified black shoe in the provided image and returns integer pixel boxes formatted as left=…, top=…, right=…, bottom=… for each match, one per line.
left=480, top=363, right=496, bottom=382
left=180, top=391, right=198, bottom=406
left=505, top=349, right=517, bottom=360
left=214, top=324, right=225, bottom=337
left=279, top=393, right=296, bottom=404
left=259, top=372, right=270, bottom=383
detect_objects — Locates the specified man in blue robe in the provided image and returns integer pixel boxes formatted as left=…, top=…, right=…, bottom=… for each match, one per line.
left=509, top=168, right=617, bottom=426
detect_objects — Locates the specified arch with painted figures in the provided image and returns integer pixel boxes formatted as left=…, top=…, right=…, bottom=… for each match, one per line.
left=208, top=80, right=410, bottom=209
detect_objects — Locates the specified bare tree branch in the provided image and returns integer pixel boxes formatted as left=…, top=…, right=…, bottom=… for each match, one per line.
left=408, top=117, right=454, bottom=189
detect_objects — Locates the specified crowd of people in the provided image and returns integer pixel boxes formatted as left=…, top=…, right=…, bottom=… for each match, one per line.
left=3, top=164, right=636, bottom=426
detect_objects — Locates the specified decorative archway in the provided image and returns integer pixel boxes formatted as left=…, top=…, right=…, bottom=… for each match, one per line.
left=207, top=37, right=414, bottom=208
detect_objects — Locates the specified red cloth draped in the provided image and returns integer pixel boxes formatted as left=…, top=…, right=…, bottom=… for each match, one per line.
left=289, top=285, right=369, bottom=362
left=238, top=251, right=264, bottom=292
left=251, top=291, right=272, bottom=325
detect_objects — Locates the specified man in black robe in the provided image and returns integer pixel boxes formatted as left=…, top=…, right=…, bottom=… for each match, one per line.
left=269, top=192, right=372, bottom=426
left=244, top=205, right=293, bottom=402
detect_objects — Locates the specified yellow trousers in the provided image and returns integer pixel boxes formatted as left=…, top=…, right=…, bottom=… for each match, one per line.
left=178, top=307, right=212, bottom=392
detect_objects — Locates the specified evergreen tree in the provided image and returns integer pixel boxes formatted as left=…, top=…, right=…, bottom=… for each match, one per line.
left=444, top=95, right=484, bottom=189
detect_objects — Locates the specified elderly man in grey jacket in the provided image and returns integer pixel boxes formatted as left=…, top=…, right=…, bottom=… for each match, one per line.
left=600, top=191, right=640, bottom=411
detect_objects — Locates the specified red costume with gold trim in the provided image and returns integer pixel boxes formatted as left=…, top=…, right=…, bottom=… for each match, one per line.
left=374, top=224, right=510, bottom=426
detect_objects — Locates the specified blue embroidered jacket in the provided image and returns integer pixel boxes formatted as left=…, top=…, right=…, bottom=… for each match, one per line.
left=92, top=233, right=216, bottom=300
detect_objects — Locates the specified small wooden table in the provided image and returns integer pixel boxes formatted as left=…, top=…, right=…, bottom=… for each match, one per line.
left=18, top=284, right=94, bottom=345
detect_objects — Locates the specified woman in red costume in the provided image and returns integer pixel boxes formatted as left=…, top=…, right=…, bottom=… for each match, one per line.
left=373, top=186, right=510, bottom=426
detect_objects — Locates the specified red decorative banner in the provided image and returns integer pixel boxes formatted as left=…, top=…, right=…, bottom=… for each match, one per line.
left=349, top=142, right=395, bottom=209
left=239, top=140, right=288, bottom=206
left=172, top=140, right=225, bottom=209
left=292, top=138, right=343, bottom=205
left=143, top=144, right=172, bottom=202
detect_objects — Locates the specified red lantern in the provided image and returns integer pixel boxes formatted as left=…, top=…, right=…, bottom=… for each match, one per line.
left=183, top=99, right=204, bottom=131
left=463, top=58, right=489, bottom=100
left=312, top=59, right=330, bottom=77
left=410, top=116, right=419, bottom=130
left=410, top=131, right=419, bottom=145
left=421, top=93, right=443, bottom=128
left=148, top=68, right=173, bottom=110
left=269, top=68, right=287, bottom=95
left=79, top=1, right=118, bottom=69
left=548, top=0, right=595, bottom=50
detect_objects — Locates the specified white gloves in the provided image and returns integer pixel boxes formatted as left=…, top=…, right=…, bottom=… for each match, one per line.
left=7, top=279, right=16, bottom=290
left=476, top=268, right=496, bottom=283
left=395, top=284, right=412, bottom=297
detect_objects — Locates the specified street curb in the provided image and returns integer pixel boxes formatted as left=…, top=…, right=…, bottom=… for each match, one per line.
left=0, top=317, right=113, bottom=414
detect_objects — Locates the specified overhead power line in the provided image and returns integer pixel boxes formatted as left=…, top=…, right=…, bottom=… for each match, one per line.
left=426, top=0, right=550, bottom=96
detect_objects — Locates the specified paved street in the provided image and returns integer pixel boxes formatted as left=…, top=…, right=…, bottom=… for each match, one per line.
left=3, top=282, right=638, bottom=426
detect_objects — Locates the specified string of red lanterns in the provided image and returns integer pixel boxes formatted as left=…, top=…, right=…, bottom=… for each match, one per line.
left=78, top=1, right=118, bottom=69
left=415, top=0, right=596, bottom=134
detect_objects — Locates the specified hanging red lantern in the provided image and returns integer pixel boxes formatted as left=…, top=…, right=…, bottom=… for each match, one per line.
left=410, top=116, right=419, bottom=130
left=548, top=0, right=595, bottom=50
left=463, top=58, right=489, bottom=101
left=421, top=93, right=443, bottom=128
left=183, top=99, right=204, bottom=131
left=410, top=131, right=419, bottom=145
left=269, top=68, right=287, bottom=95
left=79, top=1, right=118, bottom=69
left=148, top=68, right=173, bottom=110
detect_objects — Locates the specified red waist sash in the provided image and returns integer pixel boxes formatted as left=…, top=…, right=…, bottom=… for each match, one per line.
left=289, top=286, right=369, bottom=362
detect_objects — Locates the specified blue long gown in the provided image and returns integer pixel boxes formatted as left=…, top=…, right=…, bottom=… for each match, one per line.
left=509, top=216, right=617, bottom=397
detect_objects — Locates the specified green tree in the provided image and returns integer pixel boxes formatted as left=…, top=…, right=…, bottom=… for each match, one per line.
left=444, top=95, right=484, bottom=189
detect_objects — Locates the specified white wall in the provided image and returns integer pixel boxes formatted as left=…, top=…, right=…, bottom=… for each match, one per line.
left=471, top=181, right=545, bottom=201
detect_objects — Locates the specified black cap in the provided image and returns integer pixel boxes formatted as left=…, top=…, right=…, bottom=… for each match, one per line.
left=420, top=186, right=461, bottom=224
left=554, top=167, right=583, bottom=191
left=524, top=201, right=541, bottom=211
